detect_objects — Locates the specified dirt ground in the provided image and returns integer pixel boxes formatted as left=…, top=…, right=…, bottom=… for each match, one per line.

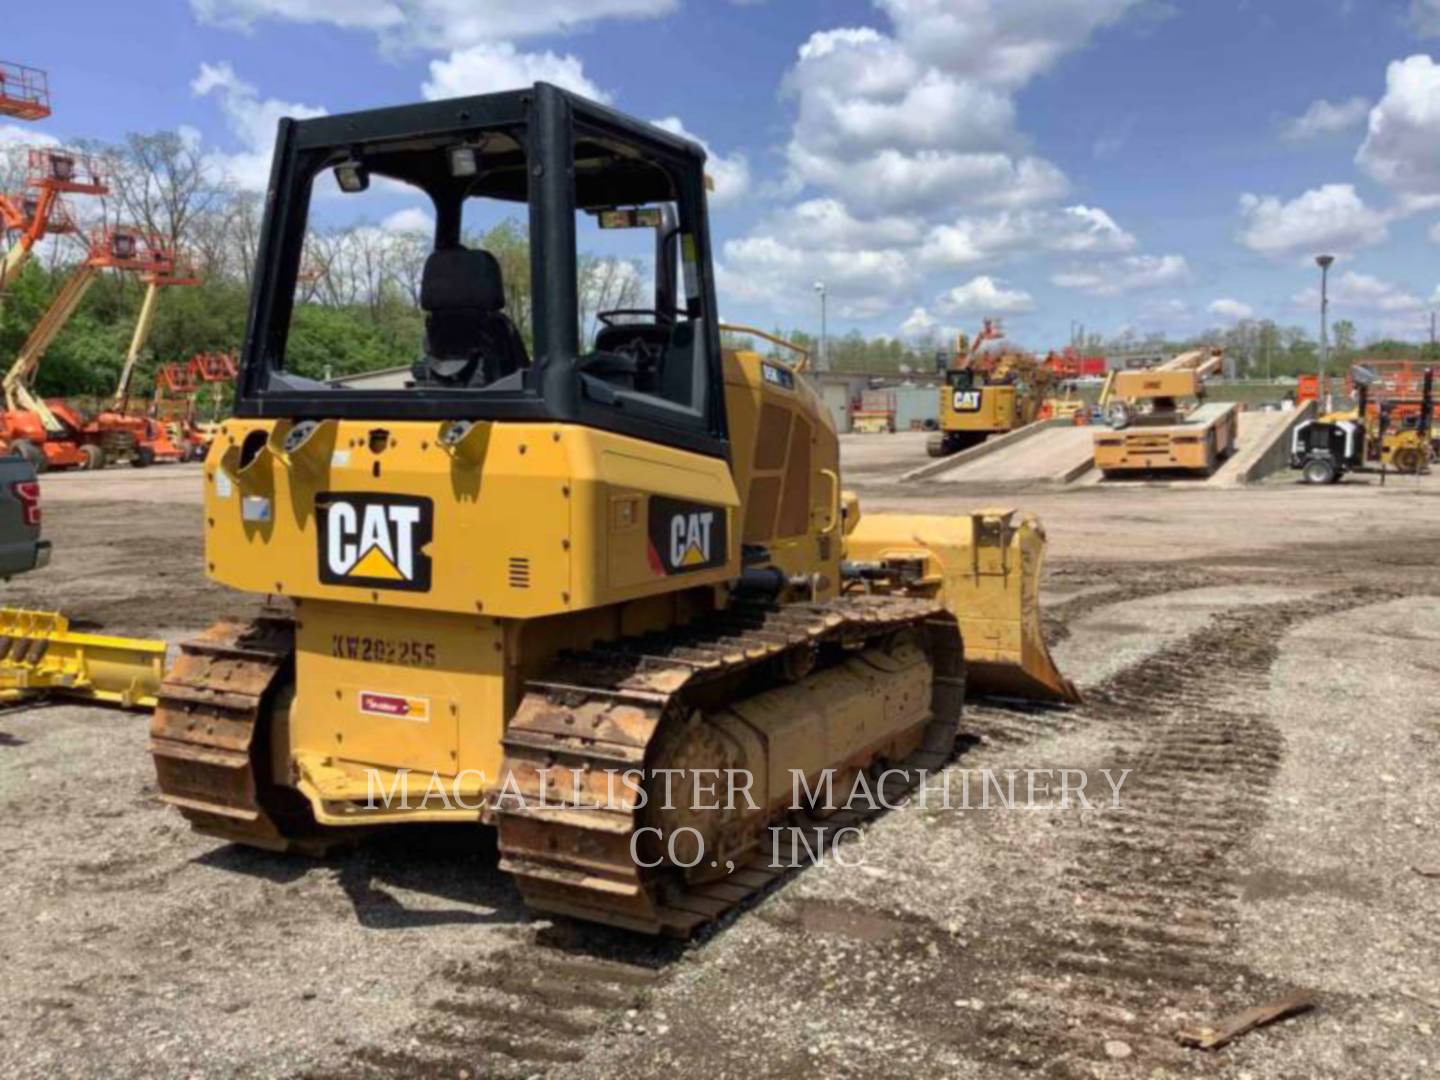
left=3, top=444, right=1438, bottom=1080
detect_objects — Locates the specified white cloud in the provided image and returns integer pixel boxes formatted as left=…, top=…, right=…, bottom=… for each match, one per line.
left=1293, top=270, right=1426, bottom=313
left=874, top=0, right=1142, bottom=91
left=191, top=62, right=327, bottom=190
left=899, top=305, right=939, bottom=339
left=1409, top=0, right=1440, bottom=36
left=1356, top=54, right=1440, bottom=202
left=1051, top=254, right=1189, bottom=296
left=788, top=144, right=1068, bottom=214
left=780, top=16, right=1083, bottom=212
left=717, top=1, right=1162, bottom=326
left=652, top=117, right=750, bottom=206
left=718, top=233, right=917, bottom=321
left=1051, top=205, right=1138, bottom=253
left=381, top=206, right=434, bottom=233
left=422, top=41, right=608, bottom=102
left=189, top=0, right=678, bottom=51
left=1208, top=298, right=1255, bottom=322
left=0, top=123, right=59, bottom=149
left=937, top=275, right=1034, bottom=315
left=918, top=204, right=1135, bottom=267
left=1281, top=96, right=1370, bottom=141
left=767, top=198, right=922, bottom=249
left=1236, top=183, right=1389, bottom=260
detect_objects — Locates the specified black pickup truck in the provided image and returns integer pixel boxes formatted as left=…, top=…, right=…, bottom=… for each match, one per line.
left=0, top=455, right=49, bottom=578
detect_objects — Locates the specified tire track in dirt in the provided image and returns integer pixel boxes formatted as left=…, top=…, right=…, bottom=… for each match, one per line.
left=308, top=575, right=1419, bottom=1079
left=952, top=586, right=1407, bottom=1077
left=968, top=563, right=1242, bottom=750
left=305, top=933, right=678, bottom=1079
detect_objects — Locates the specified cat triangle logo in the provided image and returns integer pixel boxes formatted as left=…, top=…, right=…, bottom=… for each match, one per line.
left=646, top=497, right=727, bottom=577
left=318, top=493, right=434, bottom=592
left=351, top=544, right=405, bottom=580
left=679, top=538, right=709, bottom=566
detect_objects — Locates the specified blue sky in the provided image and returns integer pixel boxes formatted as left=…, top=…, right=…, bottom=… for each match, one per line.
left=6, top=0, right=1440, bottom=348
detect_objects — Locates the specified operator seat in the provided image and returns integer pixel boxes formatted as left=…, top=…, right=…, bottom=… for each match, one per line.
left=413, top=247, right=528, bottom=387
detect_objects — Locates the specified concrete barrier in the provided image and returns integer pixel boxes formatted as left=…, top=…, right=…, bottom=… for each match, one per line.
left=1209, top=401, right=1316, bottom=487
left=900, top=418, right=1068, bottom=482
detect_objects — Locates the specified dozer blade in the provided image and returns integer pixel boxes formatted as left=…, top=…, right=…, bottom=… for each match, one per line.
left=0, top=607, right=167, bottom=709
left=846, top=508, right=1080, bottom=704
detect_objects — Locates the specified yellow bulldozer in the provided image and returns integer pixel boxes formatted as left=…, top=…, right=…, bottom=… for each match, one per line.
left=150, top=85, right=1076, bottom=936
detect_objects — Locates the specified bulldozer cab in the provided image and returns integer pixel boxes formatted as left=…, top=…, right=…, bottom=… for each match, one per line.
left=237, top=82, right=727, bottom=459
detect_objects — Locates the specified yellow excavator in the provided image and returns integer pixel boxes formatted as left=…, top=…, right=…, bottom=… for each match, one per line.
left=927, top=320, right=1056, bottom=457
left=150, top=85, right=1076, bottom=935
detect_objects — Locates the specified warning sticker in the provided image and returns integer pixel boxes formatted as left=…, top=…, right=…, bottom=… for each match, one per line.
left=358, top=690, right=431, bottom=722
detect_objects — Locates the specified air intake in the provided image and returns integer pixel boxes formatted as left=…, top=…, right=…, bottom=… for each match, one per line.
left=508, top=557, right=530, bottom=588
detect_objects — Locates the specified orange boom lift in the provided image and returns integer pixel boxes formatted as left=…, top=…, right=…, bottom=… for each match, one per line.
left=0, top=60, right=111, bottom=296
left=0, top=147, right=109, bottom=296
left=0, top=228, right=169, bottom=471
left=153, top=350, right=237, bottom=461
left=84, top=245, right=200, bottom=466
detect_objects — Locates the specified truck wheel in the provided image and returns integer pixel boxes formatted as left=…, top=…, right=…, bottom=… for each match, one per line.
left=1302, top=458, right=1337, bottom=485
left=925, top=432, right=952, bottom=458
left=10, top=439, right=45, bottom=474
left=78, top=444, right=104, bottom=471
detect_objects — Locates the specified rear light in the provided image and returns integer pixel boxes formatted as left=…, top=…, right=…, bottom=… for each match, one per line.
left=11, top=480, right=40, bottom=527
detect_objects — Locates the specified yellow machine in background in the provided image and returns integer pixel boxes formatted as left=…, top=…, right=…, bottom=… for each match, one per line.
left=150, top=86, right=1076, bottom=936
left=927, top=320, right=1056, bottom=458
left=1093, top=348, right=1238, bottom=478
left=1377, top=368, right=1435, bottom=475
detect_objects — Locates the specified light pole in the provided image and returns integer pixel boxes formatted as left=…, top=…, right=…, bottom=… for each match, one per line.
left=1316, top=254, right=1334, bottom=411
left=813, top=281, right=827, bottom=372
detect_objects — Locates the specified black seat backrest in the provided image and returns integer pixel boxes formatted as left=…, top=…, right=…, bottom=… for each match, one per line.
left=418, top=248, right=528, bottom=387
left=593, top=322, right=670, bottom=357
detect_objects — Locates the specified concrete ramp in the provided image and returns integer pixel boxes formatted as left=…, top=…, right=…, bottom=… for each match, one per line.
left=1206, top=403, right=1315, bottom=487
left=932, top=424, right=1096, bottom=484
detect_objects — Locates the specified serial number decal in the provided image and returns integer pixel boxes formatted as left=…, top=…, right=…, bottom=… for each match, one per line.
left=331, top=634, right=438, bottom=668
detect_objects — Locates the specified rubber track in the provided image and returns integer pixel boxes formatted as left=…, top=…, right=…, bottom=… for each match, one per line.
left=495, top=592, right=964, bottom=937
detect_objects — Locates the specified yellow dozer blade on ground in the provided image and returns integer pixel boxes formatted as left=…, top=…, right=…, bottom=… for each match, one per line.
left=846, top=507, right=1079, bottom=704
left=0, top=608, right=166, bottom=708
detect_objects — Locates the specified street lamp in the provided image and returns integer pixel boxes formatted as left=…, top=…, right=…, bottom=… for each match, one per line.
left=813, top=281, right=827, bottom=372
left=1316, top=254, right=1334, bottom=412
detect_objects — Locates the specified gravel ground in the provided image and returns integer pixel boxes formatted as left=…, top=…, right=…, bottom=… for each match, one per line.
left=2, top=446, right=1438, bottom=1079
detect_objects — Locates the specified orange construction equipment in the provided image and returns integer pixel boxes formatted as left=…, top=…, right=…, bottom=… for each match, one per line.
left=153, top=350, right=237, bottom=460
left=84, top=247, right=201, bottom=466
left=1, top=147, right=109, bottom=294
left=0, top=228, right=168, bottom=472
left=0, top=60, right=50, bottom=121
